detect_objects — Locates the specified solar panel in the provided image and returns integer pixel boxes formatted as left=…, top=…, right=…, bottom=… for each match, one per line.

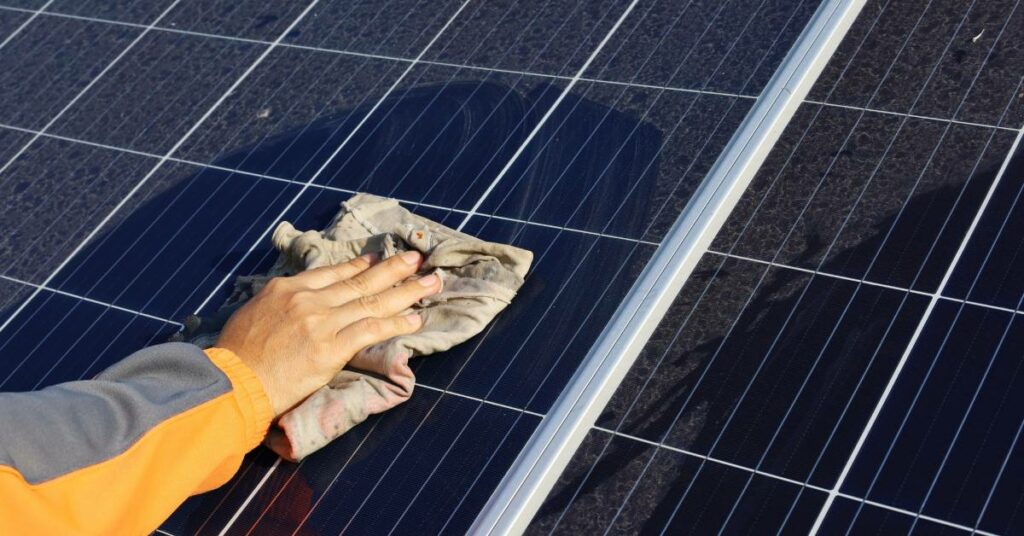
left=17, top=0, right=1009, bottom=534
left=530, top=0, right=1024, bottom=533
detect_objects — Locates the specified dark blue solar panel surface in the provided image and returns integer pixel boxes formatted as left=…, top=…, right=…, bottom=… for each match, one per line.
left=0, top=0, right=821, bottom=534
left=532, top=0, right=1024, bottom=534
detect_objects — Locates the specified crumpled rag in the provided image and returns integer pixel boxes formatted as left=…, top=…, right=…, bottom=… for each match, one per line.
left=174, top=193, right=533, bottom=461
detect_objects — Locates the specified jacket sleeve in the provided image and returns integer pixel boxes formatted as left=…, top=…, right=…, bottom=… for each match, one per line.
left=0, top=343, right=273, bottom=535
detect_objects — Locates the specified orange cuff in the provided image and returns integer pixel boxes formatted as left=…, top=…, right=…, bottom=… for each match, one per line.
left=204, top=348, right=274, bottom=450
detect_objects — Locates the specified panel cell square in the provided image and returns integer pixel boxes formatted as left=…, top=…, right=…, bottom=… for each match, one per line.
left=0, top=137, right=159, bottom=283
left=49, top=162, right=300, bottom=319
left=175, top=49, right=407, bottom=182
left=49, top=30, right=263, bottom=155
left=0, top=15, right=140, bottom=130
left=284, top=0, right=466, bottom=60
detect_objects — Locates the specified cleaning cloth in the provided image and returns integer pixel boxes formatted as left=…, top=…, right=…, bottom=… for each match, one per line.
left=174, top=194, right=533, bottom=461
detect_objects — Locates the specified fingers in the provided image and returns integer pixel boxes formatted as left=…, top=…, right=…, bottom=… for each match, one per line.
left=330, top=272, right=441, bottom=326
left=336, top=313, right=423, bottom=354
left=289, top=253, right=379, bottom=289
left=319, top=250, right=424, bottom=305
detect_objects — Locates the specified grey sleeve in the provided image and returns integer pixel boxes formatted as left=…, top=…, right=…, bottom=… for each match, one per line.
left=0, top=342, right=233, bottom=484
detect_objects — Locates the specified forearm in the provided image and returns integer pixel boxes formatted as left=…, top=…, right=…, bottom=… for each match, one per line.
left=0, top=343, right=272, bottom=535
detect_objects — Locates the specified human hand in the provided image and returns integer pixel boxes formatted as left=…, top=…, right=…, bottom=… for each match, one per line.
left=215, top=250, right=440, bottom=417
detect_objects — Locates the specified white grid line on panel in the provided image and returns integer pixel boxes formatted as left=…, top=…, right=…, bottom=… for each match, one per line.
left=804, top=99, right=1020, bottom=132
left=0, top=4, right=1017, bottom=134
left=0, top=274, right=181, bottom=326
left=0, top=0, right=51, bottom=51
left=589, top=426, right=1000, bottom=536
left=808, top=122, right=1024, bottom=533
left=415, top=383, right=546, bottom=418
left=705, top=250, right=1024, bottom=317
left=453, top=0, right=642, bottom=230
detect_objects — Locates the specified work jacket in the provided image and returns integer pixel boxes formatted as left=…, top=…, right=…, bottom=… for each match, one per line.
left=0, top=343, right=273, bottom=535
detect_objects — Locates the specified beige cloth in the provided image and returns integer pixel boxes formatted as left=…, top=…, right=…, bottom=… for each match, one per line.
left=175, top=194, right=533, bottom=461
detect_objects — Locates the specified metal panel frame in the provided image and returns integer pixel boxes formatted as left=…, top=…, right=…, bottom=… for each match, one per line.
left=471, top=0, right=867, bottom=533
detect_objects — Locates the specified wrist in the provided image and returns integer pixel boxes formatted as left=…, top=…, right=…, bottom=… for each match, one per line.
left=203, top=347, right=275, bottom=449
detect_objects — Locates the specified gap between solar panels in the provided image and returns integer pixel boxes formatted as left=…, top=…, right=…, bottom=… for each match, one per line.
left=469, top=0, right=868, bottom=533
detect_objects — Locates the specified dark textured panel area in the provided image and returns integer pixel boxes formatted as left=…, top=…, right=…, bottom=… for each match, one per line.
left=0, top=125, right=30, bottom=163
left=0, top=278, right=31, bottom=319
left=286, top=63, right=563, bottom=208
left=165, top=391, right=539, bottom=535
left=47, top=0, right=174, bottom=23
left=712, top=104, right=1017, bottom=293
left=292, top=58, right=749, bottom=239
left=0, top=8, right=29, bottom=40
left=843, top=302, right=1024, bottom=533
left=424, top=0, right=629, bottom=77
left=481, top=83, right=750, bottom=242
left=49, top=162, right=299, bottom=319
left=49, top=31, right=263, bottom=155
left=176, top=50, right=406, bottom=177
left=0, top=16, right=140, bottom=130
left=529, top=431, right=826, bottom=534
left=0, top=1, right=44, bottom=10
left=587, top=0, right=819, bottom=94
left=598, top=255, right=928, bottom=487
left=285, top=0, right=465, bottom=60
left=0, top=290, right=176, bottom=391
left=809, top=0, right=1024, bottom=128
left=946, top=145, right=1024, bottom=308
left=0, top=137, right=159, bottom=283
left=818, top=497, right=974, bottom=535
left=163, top=1, right=310, bottom=40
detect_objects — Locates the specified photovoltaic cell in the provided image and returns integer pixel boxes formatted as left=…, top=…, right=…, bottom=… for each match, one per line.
left=0, top=278, right=32, bottom=318
left=48, top=162, right=301, bottom=318
left=0, top=138, right=162, bottom=284
left=423, top=0, right=632, bottom=77
left=818, top=497, right=978, bottom=535
left=283, top=0, right=469, bottom=60
left=531, top=0, right=1024, bottom=533
left=809, top=0, right=1024, bottom=126
left=0, top=9, right=30, bottom=40
left=48, top=31, right=264, bottom=155
left=162, top=1, right=315, bottom=40
left=0, top=1, right=44, bottom=11
left=45, top=0, right=175, bottom=24
left=0, top=14, right=140, bottom=130
left=946, top=146, right=1024, bottom=307
left=588, top=0, right=820, bottom=94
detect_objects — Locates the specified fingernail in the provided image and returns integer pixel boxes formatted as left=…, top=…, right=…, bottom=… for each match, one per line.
left=404, top=313, right=422, bottom=327
left=359, top=252, right=379, bottom=264
left=417, top=273, right=439, bottom=287
left=400, top=250, right=421, bottom=265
